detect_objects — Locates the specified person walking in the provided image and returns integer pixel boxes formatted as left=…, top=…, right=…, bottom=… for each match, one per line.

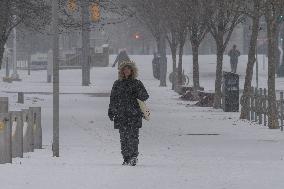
left=228, top=44, right=241, bottom=73
left=112, top=49, right=130, bottom=68
left=108, top=61, right=149, bottom=166
left=152, top=52, right=160, bottom=80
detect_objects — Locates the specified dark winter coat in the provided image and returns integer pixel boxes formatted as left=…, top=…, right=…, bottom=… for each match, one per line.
left=228, top=49, right=241, bottom=64
left=108, top=78, right=149, bottom=129
left=109, top=61, right=149, bottom=129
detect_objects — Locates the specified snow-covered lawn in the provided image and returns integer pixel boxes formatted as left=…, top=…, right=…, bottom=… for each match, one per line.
left=0, top=55, right=283, bottom=189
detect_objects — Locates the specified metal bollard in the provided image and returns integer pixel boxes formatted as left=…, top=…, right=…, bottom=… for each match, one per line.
left=29, top=107, right=42, bottom=149
left=10, top=111, right=23, bottom=158
left=0, top=113, right=12, bottom=164
left=22, top=109, right=34, bottom=153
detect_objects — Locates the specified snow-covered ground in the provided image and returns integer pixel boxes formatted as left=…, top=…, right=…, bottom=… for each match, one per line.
left=0, top=55, right=283, bottom=189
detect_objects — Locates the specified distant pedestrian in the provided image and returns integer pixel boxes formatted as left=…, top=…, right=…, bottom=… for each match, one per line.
left=152, top=52, right=160, bottom=80
left=112, top=49, right=130, bottom=68
left=228, top=45, right=241, bottom=73
left=108, top=61, right=149, bottom=166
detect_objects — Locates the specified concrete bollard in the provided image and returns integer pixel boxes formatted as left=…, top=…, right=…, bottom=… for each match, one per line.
left=0, top=97, right=9, bottom=113
left=22, top=109, right=34, bottom=153
left=29, top=107, right=42, bottom=149
left=10, top=111, right=23, bottom=158
left=0, top=113, right=12, bottom=164
left=18, top=92, right=24, bottom=104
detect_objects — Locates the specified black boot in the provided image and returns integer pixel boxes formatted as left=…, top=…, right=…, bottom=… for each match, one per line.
left=129, top=157, right=138, bottom=166
left=122, top=157, right=130, bottom=165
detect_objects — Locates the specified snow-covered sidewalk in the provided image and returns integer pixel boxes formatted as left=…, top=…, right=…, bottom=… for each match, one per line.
left=0, top=55, right=283, bottom=189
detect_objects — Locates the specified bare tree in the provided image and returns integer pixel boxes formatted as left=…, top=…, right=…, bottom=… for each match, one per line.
left=58, top=0, right=133, bottom=86
left=162, top=0, right=191, bottom=90
left=128, top=0, right=169, bottom=86
left=58, top=0, right=133, bottom=29
left=165, top=0, right=209, bottom=90
left=187, top=0, right=209, bottom=89
left=240, top=0, right=264, bottom=119
left=206, top=0, right=244, bottom=108
left=171, top=0, right=190, bottom=87
left=164, top=1, right=180, bottom=90
left=166, top=27, right=178, bottom=89
left=0, top=0, right=50, bottom=68
left=162, top=0, right=192, bottom=88
left=264, top=0, right=284, bottom=129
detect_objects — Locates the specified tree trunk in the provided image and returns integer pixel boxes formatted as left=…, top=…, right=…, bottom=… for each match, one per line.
left=274, top=27, right=280, bottom=71
left=213, top=36, right=224, bottom=109
left=177, top=43, right=184, bottom=86
left=156, top=37, right=161, bottom=59
left=192, top=43, right=200, bottom=89
left=0, top=40, right=5, bottom=69
left=0, top=1, right=9, bottom=69
left=159, top=30, right=167, bottom=87
left=167, top=31, right=178, bottom=90
left=266, top=17, right=279, bottom=129
left=240, top=15, right=260, bottom=119
left=171, top=46, right=177, bottom=90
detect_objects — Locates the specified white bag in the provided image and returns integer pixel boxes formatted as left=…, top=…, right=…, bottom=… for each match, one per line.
left=137, top=99, right=150, bottom=121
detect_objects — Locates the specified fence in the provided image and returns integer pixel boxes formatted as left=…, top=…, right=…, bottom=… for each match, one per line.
left=0, top=97, right=42, bottom=164
left=244, top=87, right=284, bottom=131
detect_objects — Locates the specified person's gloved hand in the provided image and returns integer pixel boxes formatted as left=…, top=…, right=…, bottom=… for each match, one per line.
left=110, top=115, right=115, bottom=121
left=112, top=64, right=115, bottom=68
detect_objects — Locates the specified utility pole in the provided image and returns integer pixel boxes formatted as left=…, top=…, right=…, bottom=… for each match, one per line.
left=81, top=0, right=90, bottom=86
left=52, top=0, right=59, bottom=157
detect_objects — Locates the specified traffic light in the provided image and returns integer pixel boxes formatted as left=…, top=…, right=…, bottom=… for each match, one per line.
left=67, top=0, right=77, bottom=12
left=90, top=2, right=100, bottom=22
left=135, top=33, right=140, bottom=39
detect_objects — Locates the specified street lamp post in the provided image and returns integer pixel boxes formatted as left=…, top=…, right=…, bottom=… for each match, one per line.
left=52, top=0, right=59, bottom=157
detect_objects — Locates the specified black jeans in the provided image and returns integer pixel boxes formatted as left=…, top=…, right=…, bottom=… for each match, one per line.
left=119, top=126, right=139, bottom=161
